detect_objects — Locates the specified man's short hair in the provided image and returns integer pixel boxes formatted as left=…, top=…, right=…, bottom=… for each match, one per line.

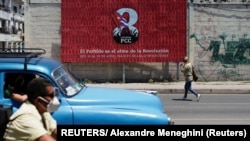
left=183, top=56, right=189, bottom=62
left=26, top=78, right=52, bottom=103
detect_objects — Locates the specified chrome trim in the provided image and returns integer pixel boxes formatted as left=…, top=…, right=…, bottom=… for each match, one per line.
left=135, top=90, right=158, bottom=95
left=168, top=117, right=175, bottom=125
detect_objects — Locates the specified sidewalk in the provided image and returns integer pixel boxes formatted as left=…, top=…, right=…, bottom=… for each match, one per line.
left=87, top=81, right=250, bottom=94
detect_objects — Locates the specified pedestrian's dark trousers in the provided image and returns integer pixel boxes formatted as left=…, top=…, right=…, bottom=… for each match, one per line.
left=184, top=81, right=198, bottom=98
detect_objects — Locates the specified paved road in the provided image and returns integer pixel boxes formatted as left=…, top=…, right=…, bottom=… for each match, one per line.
left=159, top=94, right=250, bottom=125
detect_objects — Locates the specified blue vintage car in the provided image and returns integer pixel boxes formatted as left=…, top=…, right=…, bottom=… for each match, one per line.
left=0, top=48, right=173, bottom=125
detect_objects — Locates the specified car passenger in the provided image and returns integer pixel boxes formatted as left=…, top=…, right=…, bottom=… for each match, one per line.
left=4, top=73, right=36, bottom=104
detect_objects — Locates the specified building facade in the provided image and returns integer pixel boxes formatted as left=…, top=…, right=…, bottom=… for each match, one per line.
left=24, top=0, right=250, bottom=82
left=0, top=0, right=24, bottom=52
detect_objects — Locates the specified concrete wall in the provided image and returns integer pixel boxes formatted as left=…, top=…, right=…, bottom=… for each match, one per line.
left=24, top=0, right=250, bottom=83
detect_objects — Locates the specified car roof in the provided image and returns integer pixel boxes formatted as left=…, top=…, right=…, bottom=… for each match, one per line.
left=0, top=48, right=62, bottom=74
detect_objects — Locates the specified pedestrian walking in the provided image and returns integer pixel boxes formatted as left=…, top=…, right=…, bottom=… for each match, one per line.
left=180, top=56, right=201, bottom=102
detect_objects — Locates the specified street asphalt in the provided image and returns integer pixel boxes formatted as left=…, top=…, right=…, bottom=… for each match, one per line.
left=86, top=81, right=250, bottom=94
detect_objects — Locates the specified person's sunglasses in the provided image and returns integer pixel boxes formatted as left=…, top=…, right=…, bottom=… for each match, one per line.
left=43, top=87, right=60, bottom=98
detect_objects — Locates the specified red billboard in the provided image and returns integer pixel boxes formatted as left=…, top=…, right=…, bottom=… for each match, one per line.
left=61, top=0, right=186, bottom=62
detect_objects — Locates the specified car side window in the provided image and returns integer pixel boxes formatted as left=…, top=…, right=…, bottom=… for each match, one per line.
left=3, top=73, right=36, bottom=99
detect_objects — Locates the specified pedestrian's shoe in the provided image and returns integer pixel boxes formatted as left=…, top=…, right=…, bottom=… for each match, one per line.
left=182, top=96, right=187, bottom=100
left=197, top=94, right=201, bottom=102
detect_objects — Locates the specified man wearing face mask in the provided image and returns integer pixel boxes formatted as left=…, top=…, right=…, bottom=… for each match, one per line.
left=4, top=78, right=60, bottom=141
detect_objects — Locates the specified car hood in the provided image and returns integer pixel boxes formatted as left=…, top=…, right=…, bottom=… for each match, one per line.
left=66, top=86, right=164, bottom=111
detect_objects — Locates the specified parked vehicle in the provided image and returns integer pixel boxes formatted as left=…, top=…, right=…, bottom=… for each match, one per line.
left=0, top=48, right=173, bottom=125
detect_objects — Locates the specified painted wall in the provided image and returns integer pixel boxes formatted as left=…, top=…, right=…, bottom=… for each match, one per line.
left=189, top=3, right=250, bottom=81
left=24, top=0, right=250, bottom=83
left=24, top=0, right=178, bottom=83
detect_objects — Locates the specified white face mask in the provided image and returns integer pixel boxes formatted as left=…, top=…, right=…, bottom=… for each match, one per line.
left=38, top=87, right=61, bottom=113
left=47, top=97, right=60, bottom=113
left=39, top=96, right=60, bottom=113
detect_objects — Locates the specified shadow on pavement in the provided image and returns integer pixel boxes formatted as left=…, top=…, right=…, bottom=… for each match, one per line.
left=172, top=98, right=193, bottom=101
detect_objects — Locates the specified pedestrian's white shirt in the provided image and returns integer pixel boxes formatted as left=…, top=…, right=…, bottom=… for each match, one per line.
left=4, top=101, right=57, bottom=141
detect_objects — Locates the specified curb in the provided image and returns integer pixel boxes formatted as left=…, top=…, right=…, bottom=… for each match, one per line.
left=86, top=83, right=250, bottom=94
left=155, top=89, right=250, bottom=94
left=87, top=84, right=250, bottom=94
left=124, top=88, right=250, bottom=94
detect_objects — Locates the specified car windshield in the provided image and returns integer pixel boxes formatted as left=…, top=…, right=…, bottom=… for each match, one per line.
left=52, top=67, right=83, bottom=97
